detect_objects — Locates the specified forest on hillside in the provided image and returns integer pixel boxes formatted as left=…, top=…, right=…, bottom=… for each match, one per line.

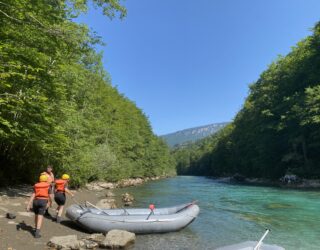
left=0, top=0, right=175, bottom=186
left=173, top=22, right=320, bottom=179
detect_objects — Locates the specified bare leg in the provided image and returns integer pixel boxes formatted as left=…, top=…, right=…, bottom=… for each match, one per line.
left=34, top=214, right=38, bottom=228
left=56, top=205, right=64, bottom=223
left=34, top=215, right=43, bottom=238
left=50, top=194, right=54, bottom=206
left=45, top=194, right=53, bottom=216
left=58, top=205, right=64, bottom=217
left=36, top=215, right=44, bottom=229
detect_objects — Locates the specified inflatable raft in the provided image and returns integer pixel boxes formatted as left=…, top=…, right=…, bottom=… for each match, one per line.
left=66, top=202, right=199, bottom=234
left=216, top=241, right=285, bottom=250
left=216, top=230, right=285, bottom=250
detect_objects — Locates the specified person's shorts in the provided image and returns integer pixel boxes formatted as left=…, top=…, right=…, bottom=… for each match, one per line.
left=54, top=192, right=66, bottom=206
left=33, top=199, right=48, bottom=215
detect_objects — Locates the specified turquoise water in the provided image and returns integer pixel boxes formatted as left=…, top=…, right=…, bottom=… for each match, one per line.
left=117, top=176, right=320, bottom=250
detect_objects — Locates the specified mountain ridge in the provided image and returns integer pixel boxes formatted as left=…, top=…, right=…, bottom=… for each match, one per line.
left=161, top=122, right=229, bottom=147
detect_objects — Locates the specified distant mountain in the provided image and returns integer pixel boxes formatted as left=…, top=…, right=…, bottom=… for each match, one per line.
left=161, top=122, right=229, bottom=147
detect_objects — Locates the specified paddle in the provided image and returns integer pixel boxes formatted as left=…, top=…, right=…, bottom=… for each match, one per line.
left=254, top=229, right=270, bottom=250
left=146, top=204, right=155, bottom=220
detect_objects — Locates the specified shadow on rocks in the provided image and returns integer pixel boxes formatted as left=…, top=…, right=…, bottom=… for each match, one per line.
left=0, top=185, right=33, bottom=198
left=60, top=220, right=90, bottom=234
left=16, top=221, right=34, bottom=236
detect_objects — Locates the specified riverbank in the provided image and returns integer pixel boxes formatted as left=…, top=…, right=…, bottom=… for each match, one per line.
left=84, top=176, right=165, bottom=191
left=213, top=176, right=320, bottom=189
left=0, top=177, right=164, bottom=250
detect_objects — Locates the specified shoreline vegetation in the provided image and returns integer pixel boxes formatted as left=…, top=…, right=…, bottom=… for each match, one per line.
left=0, top=1, right=175, bottom=187
left=212, top=176, right=320, bottom=189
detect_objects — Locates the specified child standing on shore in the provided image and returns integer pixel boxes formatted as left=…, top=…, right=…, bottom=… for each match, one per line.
left=27, top=174, right=52, bottom=238
left=54, top=174, right=74, bottom=223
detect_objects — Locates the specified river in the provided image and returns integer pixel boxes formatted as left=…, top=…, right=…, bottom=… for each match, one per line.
left=115, top=176, right=320, bottom=250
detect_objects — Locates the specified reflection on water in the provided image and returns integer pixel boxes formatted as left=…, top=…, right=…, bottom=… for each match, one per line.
left=115, top=176, right=320, bottom=250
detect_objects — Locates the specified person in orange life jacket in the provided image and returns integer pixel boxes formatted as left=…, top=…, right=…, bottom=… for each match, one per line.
left=54, top=174, right=74, bottom=223
left=41, top=165, right=55, bottom=216
left=27, top=174, right=52, bottom=238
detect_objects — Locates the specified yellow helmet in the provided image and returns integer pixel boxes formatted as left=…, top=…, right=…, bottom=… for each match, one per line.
left=39, top=174, right=48, bottom=182
left=62, top=174, right=70, bottom=180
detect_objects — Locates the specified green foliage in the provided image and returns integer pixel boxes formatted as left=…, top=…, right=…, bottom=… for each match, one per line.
left=0, top=0, right=174, bottom=186
left=173, top=22, right=320, bottom=179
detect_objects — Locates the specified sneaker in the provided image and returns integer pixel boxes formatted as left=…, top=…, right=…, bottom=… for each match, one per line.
left=34, top=229, right=41, bottom=238
left=56, top=216, right=62, bottom=223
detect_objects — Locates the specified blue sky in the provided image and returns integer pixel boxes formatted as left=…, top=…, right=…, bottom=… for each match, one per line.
left=77, top=0, right=320, bottom=135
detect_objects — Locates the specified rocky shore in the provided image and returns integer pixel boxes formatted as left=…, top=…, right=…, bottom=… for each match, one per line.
left=215, top=175, right=320, bottom=189
left=85, top=176, right=162, bottom=191
left=0, top=177, right=163, bottom=250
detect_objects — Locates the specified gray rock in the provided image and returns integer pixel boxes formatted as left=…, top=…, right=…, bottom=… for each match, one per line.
left=117, top=178, right=144, bottom=188
left=98, top=182, right=115, bottom=189
left=85, top=183, right=104, bottom=191
left=122, top=193, right=134, bottom=202
left=6, top=213, right=16, bottom=219
left=81, top=239, right=99, bottom=249
left=48, top=235, right=84, bottom=250
left=96, top=198, right=117, bottom=209
left=86, top=182, right=115, bottom=191
left=105, top=190, right=115, bottom=197
left=99, top=230, right=135, bottom=249
left=85, top=233, right=105, bottom=243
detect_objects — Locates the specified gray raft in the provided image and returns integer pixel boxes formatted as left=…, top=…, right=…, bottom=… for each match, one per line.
left=66, top=202, right=199, bottom=234
left=216, top=229, right=285, bottom=250
left=216, top=241, right=285, bottom=250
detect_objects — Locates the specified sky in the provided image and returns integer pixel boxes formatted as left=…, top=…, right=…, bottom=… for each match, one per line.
left=77, top=0, right=320, bottom=135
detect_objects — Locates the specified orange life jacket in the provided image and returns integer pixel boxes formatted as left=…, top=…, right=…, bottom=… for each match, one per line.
left=41, top=172, right=54, bottom=184
left=55, top=179, right=67, bottom=192
left=34, top=182, right=50, bottom=199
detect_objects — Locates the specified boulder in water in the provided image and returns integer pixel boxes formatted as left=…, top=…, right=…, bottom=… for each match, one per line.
left=105, top=190, right=115, bottom=197
left=96, top=198, right=117, bottom=209
left=122, top=193, right=134, bottom=206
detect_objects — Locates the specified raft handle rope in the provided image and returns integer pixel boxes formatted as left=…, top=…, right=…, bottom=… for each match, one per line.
left=176, top=200, right=198, bottom=213
left=254, top=229, right=270, bottom=250
left=71, top=197, right=86, bottom=210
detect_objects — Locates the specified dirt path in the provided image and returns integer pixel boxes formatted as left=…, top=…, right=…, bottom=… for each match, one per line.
left=0, top=186, right=121, bottom=250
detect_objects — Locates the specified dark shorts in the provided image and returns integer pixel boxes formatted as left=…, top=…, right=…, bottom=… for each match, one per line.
left=33, top=199, right=48, bottom=215
left=54, top=192, right=66, bottom=206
